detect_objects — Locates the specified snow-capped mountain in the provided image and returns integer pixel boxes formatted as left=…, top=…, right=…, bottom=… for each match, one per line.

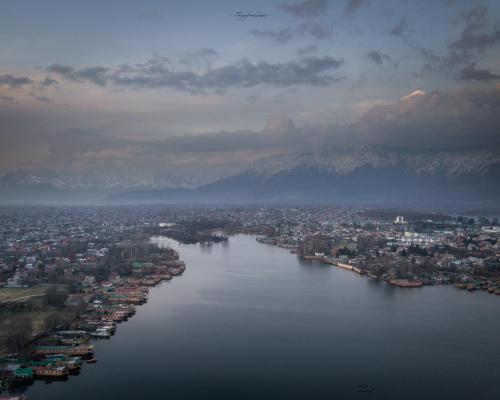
left=105, top=145, right=500, bottom=206
left=0, top=169, right=215, bottom=204
left=0, top=169, right=202, bottom=190
left=246, top=146, right=500, bottom=178
left=3, top=146, right=500, bottom=206
left=195, top=146, right=500, bottom=205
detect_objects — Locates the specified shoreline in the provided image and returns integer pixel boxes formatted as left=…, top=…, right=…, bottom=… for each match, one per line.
left=256, top=237, right=500, bottom=295
left=0, top=247, right=186, bottom=398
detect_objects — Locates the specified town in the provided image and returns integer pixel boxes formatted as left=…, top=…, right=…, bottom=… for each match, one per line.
left=249, top=207, right=500, bottom=291
left=0, top=206, right=185, bottom=396
left=0, top=205, right=499, bottom=398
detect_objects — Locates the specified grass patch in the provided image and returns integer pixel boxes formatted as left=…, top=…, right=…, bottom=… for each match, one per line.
left=0, top=286, right=48, bottom=303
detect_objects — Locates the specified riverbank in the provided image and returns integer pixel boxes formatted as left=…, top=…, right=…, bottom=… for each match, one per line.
left=18, top=234, right=500, bottom=400
left=0, top=252, right=186, bottom=398
left=255, top=236, right=500, bottom=295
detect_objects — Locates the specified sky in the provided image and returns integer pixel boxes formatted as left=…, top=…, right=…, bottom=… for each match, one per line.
left=1, top=0, right=500, bottom=185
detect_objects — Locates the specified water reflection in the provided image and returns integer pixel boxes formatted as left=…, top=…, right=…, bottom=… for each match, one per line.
left=27, top=234, right=500, bottom=400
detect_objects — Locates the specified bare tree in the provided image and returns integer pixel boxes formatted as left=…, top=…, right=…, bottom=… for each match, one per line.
left=2, top=315, right=33, bottom=352
left=45, top=286, right=68, bottom=307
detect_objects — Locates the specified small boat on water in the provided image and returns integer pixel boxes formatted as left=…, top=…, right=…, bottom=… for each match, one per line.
left=33, top=345, right=94, bottom=356
left=32, top=366, right=68, bottom=378
left=86, top=357, right=97, bottom=364
left=11, top=367, right=34, bottom=383
left=89, top=330, right=111, bottom=339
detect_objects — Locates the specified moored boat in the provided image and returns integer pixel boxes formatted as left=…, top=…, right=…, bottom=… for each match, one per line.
left=32, top=366, right=67, bottom=378
left=33, top=345, right=94, bottom=356
left=11, top=368, right=34, bottom=384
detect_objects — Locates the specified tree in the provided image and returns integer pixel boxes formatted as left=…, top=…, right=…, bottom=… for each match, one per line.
left=2, top=315, right=33, bottom=352
left=45, top=286, right=69, bottom=307
left=44, top=313, right=62, bottom=332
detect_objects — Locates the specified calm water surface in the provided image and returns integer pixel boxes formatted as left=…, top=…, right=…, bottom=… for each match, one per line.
left=25, top=234, right=500, bottom=399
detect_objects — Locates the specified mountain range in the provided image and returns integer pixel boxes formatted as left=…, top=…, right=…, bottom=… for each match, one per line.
left=1, top=145, right=499, bottom=206
left=104, top=146, right=500, bottom=207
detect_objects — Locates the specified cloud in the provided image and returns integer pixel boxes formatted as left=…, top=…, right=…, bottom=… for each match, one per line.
left=413, top=6, right=499, bottom=76
left=449, top=6, right=500, bottom=54
left=398, top=5, right=498, bottom=77
left=38, top=77, right=58, bottom=88
left=389, top=18, right=409, bottom=37
left=180, top=48, right=218, bottom=66
left=459, top=63, right=500, bottom=81
left=417, top=46, right=443, bottom=70
left=365, top=50, right=398, bottom=69
left=297, top=45, right=318, bottom=55
left=245, top=95, right=257, bottom=103
left=298, top=21, right=333, bottom=40
left=251, top=28, right=295, bottom=44
left=48, top=55, right=344, bottom=92
left=1, top=86, right=499, bottom=186
left=460, top=5, right=488, bottom=24
left=0, top=95, right=16, bottom=103
left=0, top=74, right=33, bottom=89
left=273, top=88, right=297, bottom=102
left=46, top=64, right=109, bottom=86
left=344, top=0, right=369, bottom=16
left=366, top=50, right=391, bottom=65
left=450, top=26, right=500, bottom=52
left=251, top=21, right=333, bottom=43
left=401, top=90, right=426, bottom=101
left=347, top=86, right=500, bottom=148
left=280, top=0, right=328, bottom=18
left=36, top=96, right=52, bottom=102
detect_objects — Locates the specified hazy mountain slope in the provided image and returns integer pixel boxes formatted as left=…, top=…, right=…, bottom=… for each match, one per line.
left=0, top=169, right=210, bottom=204
left=3, top=146, right=500, bottom=206
left=109, top=146, right=500, bottom=206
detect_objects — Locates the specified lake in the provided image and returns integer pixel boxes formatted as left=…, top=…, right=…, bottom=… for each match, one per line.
left=25, top=234, right=500, bottom=399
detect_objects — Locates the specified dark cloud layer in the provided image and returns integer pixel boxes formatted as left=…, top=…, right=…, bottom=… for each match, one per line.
left=297, top=45, right=318, bottom=55
left=2, top=85, right=499, bottom=181
left=280, top=0, right=328, bottom=18
left=460, top=5, right=488, bottom=23
left=47, top=55, right=344, bottom=92
left=366, top=50, right=391, bottom=65
left=459, top=63, right=500, bottom=81
left=389, top=18, right=409, bottom=37
left=46, top=64, right=109, bottom=86
left=0, top=74, right=33, bottom=89
left=447, top=5, right=500, bottom=68
left=450, top=26, right=500, bottom=52
left=38, top=77, right=59, bottom=88
left=347, top=87, right=500, bottom=148
left=410, top=6, right=500, bottom=79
